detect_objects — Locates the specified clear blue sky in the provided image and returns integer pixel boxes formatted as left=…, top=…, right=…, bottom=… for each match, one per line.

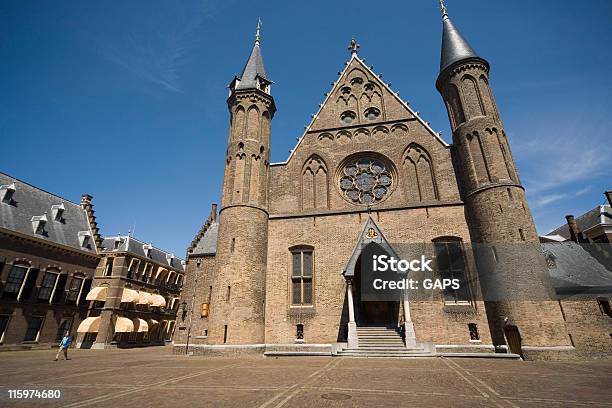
left=2, top=0, right=611, bottom=255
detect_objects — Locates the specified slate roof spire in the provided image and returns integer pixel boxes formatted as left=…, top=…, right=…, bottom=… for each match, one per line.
left=235, top=19, right=270, bottom=92
left=439, top=0, right=485, bottom=73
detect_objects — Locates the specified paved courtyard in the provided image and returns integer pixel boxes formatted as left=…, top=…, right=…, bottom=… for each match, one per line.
left=0, top=347, right=611, bottom=407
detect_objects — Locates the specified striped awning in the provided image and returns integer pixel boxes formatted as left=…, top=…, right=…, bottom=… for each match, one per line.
left=150, top=294, right=166, bottom=307
left=132, top=318, right=149, bottom=333
left=85, top=286, right=108, bottom=301
left=77, top=316, right=101, bottom=333
left=114, top=317, right=134, bottom=333
left=121, top=288, right=139, bottom=303
left=137, top=291, right=153, bottom=305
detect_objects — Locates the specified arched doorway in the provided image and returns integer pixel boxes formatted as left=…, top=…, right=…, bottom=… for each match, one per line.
left=353, top=243, right=399, bottom=327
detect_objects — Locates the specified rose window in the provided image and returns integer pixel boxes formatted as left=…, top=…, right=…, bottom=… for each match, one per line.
left=339, top=158, right=393, bottom=204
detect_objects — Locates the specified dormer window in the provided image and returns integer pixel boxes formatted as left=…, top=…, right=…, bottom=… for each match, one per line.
left=113, top=237, right=123, bottom=250
left=364, top=107, right=381, bottom=121
left=166, top=253, right=175, bottom=266
left=31, top=214, right=48, bottom=235
left=51, top=203, right=65, bottom=222
left=78, top=231, right=91, bottom=249
left=143, top=244, right=152, bottom=258
left=0, top=183, right=15, bottom=204
left=340, top=111, right=356, bottom=124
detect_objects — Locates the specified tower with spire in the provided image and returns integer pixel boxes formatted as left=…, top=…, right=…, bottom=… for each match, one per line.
left=206, top=21, right=275, bottom=345
left=435, top=2, right=570, bottom=354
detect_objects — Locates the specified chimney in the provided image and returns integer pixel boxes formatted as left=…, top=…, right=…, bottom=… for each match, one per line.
left=605, top=191, right=612, bottom=207
left=211, top=203, right=218, bottom=222
left=565, top=215, right=583, bottom=243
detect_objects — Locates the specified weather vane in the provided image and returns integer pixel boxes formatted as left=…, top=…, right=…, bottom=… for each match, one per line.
left=348, top=38, right=360, bottom=55
left=439, top=0, right=448, bottom=17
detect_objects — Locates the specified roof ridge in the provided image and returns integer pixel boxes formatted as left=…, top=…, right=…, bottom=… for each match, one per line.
left=0, top=171, right=83, bottom=208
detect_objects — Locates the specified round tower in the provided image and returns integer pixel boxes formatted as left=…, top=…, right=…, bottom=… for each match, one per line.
left=207, top=22, right=275, bottom=345
left=435, top=4, right=570, bottom=355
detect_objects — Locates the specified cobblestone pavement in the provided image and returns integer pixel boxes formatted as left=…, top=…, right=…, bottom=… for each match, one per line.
left=0, top=347, right=611, bottom=407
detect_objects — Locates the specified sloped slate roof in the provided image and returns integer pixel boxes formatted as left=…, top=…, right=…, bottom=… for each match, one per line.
left=440, top=16, right=483, bottom=73
left=543, top=242, right=612, bottom=295
left=236, top=43, right=268, bottom=90
left=190, top=222, right=218, bottom=256
left=548, top=205, right=612, bottom=239
left=101, top=235, right=185, bottom=271
left=0, top=172, right=96, bottom=253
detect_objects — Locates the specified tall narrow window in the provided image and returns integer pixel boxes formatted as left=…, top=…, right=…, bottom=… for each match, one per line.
left=468, top=323, right=480, bottom=341
left=226, top=286, right=231, bottom=301
left=223, top=325, right=228, bottom=344
left=433, top=239, right=470, bottom=303
left=231, top=238, right=236, bottom=254
left=66, top=277, right=84, bottom=304
left=24, top=316, right=44, bottom=342
left=38, top=271, right=59, bottom=301
left=208, top=286, right=212, bottom=303
left=104, top=258, right=114, bottom=277
left=2, top=264, right=28, bottom=299
left=291, top=248, right=313, bottom=305
left=519, top=229, right=525, bottom=241
left=507, top=187, right=513, bottom=200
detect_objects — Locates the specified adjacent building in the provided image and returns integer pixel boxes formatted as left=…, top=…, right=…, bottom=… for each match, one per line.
left=0, top=173, right=99, bottom=349
left=0, top=172, right=185, bottom=350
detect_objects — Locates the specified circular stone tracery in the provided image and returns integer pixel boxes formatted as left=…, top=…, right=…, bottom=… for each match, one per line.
left=339, top=158, right=393, bottom=205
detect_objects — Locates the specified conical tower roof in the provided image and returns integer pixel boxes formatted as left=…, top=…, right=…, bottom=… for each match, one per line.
left=236, top=20, right=269, bottom=91
left=439, top=6, right=485, bottom=73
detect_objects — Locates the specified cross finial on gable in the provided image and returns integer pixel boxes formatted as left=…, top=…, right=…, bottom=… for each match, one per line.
left=348, top=38, right=360, bottom=55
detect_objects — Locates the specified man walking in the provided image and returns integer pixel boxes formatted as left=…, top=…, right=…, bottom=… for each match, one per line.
left=54, top=331, right=72, bottom=361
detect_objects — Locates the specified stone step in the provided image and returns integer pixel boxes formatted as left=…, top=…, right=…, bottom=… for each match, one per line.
left=352, top=347, right=423, bottom=352
left=337, top=352, right=434, bottom=358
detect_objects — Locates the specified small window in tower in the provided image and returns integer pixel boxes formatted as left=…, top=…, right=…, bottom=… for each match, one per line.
left=340, top=111, right=356, bottom=124
left=296, top=324, right=304, bottom=340
left=223, top=325, right=228, bottom=344
left=597, top=298, right=612, bottom=318
left=231, top=238, right=235, bottom=253
left=518, top=229, right=525, bottom=241
left=507, top=188, right=513, bottom=201
left=468, top=323, right=480, bottom=341
left=364, top=107, right=380, bottom=121
left=226, top=286, right=231, bottom=302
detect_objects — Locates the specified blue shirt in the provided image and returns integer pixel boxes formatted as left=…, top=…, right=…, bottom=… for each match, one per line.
left=60, top=336, right=72, bottom=348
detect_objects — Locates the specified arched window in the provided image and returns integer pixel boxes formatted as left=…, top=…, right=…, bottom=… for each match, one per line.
left=291, top=247, right=314, bottom=305
left=432, top=237, right=470, bottom=303
left=340, top=111, right=356, bottom=124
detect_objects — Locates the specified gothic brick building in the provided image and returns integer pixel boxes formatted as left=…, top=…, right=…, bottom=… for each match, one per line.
left=174, top=11, right=610, bottom=359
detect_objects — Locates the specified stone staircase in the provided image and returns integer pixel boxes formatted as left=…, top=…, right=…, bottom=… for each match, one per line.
left=336, top=326, right=433, bottom=358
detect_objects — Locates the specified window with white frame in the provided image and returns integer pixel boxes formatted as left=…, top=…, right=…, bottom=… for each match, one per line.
left=0, top=315, right=9, bottom=343
left=38, top=270, right=59, bottom=301
left=66, top=277, right=84, bottom=304
left=3, top=264, right=29, bottom=297
left=23, top=316, right=44, bottom=342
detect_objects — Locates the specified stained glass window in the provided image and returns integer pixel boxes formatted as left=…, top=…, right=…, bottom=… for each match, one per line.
left=339, top=158, right=393, bottom=205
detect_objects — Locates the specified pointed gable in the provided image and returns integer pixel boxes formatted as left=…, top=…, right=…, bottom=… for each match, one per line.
left=272, top=54, right=447, bottom=166
left=309, top=56, right=413, bottom=132
left=343, top=216, right=399, bottom=278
